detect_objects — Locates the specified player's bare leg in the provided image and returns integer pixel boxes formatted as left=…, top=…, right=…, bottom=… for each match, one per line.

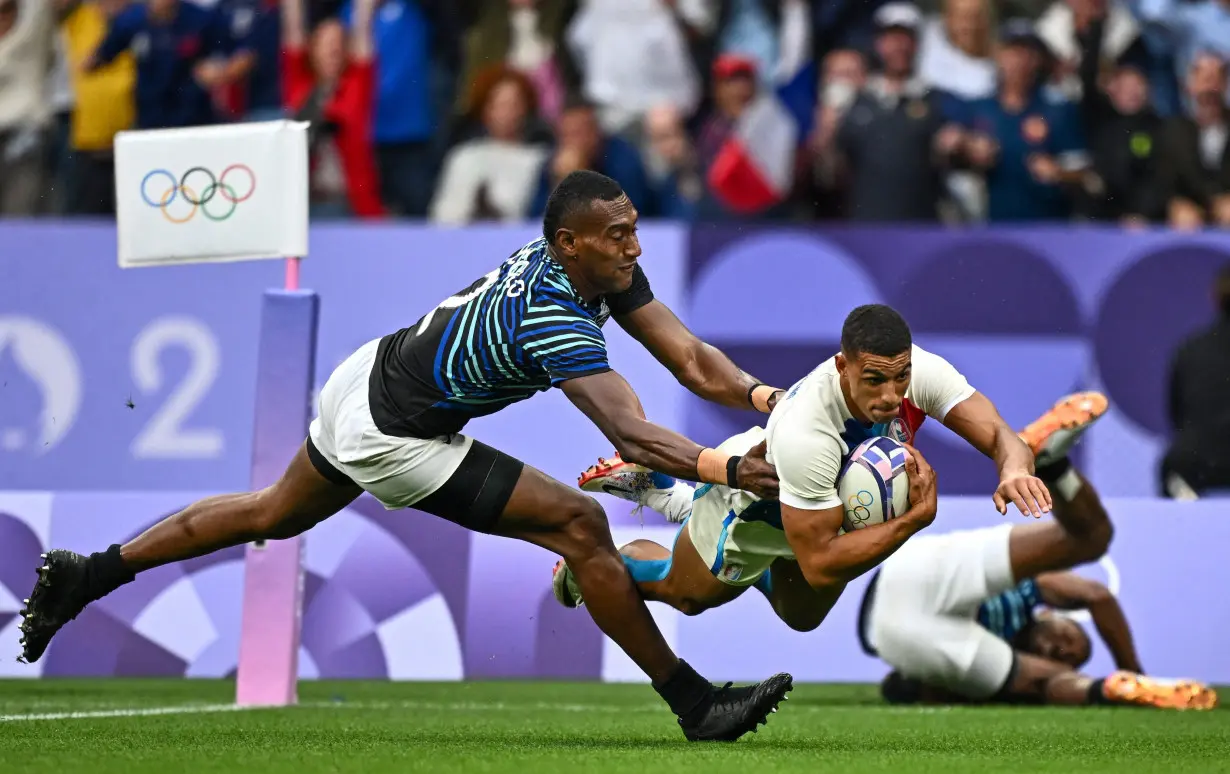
left=999, top=652, right=1217, bottom=710
left=552, top=522, right=743, bottom=616
left=18, top=443, right=362, bottom=663
left=1009, top=392, right=1116, bottom=591
left=499, top=466, right=791, bottom=740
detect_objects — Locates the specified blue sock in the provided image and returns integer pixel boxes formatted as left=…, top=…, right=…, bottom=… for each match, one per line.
left=622, top=554, right=673, bottom=583
left=649, top=471, right=677, bottom=488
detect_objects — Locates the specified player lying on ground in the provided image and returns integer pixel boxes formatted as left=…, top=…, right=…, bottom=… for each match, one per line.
left=18, top=171, right=793, bottom=742
left=553, top=305, right=1051, bottom=632
left=859, top=401, right=1218, bottom=710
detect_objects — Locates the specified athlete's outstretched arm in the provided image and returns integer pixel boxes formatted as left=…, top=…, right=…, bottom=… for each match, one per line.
left=1036, top=571, right=1143, bottom=673
left=942, top=392, right=1051, bottom=517
left=561, top=370, right=778, bottom=499
left=614, top=300, right=784, bottom=413
left=780, top=447, right=938, bottom=589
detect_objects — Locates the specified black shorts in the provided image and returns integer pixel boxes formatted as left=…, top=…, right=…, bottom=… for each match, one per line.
left=306, top=434, right=524, bottom=533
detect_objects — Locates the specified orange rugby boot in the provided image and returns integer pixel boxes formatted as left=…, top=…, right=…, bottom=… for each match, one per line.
left=1018, top=391, right=1109, bottom=467
left=1101, top=671, right=1219, bottom=710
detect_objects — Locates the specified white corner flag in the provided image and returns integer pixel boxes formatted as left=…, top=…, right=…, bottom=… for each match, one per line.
left=114, top=120, right=310, bottom=268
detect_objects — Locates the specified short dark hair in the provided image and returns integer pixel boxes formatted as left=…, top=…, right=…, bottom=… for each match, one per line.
left=542, top=170, right=625, bottom=245
left=841, top=304, right=912, bottom=358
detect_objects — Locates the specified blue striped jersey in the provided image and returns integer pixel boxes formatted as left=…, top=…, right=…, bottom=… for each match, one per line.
left=368, top=237, right=654, bottom=438
left=977, top=578, right=1042, bottom=643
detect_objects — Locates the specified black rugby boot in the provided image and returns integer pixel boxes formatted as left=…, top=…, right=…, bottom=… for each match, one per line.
left=679, top=672, right=794, bottom=742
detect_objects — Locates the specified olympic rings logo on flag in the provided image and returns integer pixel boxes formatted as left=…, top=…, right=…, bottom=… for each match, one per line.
left=139, top=165, right=257, bottom=223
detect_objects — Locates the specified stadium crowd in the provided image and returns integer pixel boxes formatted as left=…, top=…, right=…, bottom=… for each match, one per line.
left=1, top=0, right=1229, bottom=226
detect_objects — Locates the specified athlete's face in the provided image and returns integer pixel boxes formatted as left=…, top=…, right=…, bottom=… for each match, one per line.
left=558, top=195, right=642, bottom=296
left=1027, top=615, right=1091, bottom=668
left=836, top=349, right=911, bottom=424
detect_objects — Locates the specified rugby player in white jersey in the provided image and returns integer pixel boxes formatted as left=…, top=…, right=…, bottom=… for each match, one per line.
left=862, top=403, right=1217, bottom=710
left=552, top=304, right=1052, bottom=631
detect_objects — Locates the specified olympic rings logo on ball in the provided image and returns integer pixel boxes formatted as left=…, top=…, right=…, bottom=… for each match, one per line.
left=139, top=165, right=257, bottom=223
left=845, top=489, right=875, bottom=525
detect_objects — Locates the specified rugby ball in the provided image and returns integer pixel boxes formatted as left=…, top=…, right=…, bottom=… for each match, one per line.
left=837, top=437, right=911, bottom=532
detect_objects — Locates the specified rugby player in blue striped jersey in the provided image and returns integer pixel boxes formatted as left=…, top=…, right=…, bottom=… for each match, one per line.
left=18, top=171, right=793, bottom=741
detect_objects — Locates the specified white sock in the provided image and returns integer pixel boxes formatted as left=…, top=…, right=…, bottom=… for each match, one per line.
left=656, top=481, right=696, bottom=523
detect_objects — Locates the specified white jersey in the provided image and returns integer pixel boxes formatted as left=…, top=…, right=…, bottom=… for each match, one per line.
left=688, top=345, right=976, bottom=586
left=765, top=344, right=977, bottom=512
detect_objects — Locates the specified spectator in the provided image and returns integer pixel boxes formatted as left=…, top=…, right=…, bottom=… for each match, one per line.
left=834, top=3, right=964, bottom=222
left=1162, top=264, right=1230, bottom=499
left=1036, top=0, right=1142, bottom=101
left=797, top=47, right=867, bottom=220
left=641, top=103, right=704, bottom=219
left=1084, top=60, right=1165, bottom=224
left=84, top=0, right=229, bottom=130
left=958, top=19, right=1088, bottom=222
left=210, top=0, right=285, bottom=122
left=1077, top=9, right=1164, bottom=225
left=917, top=0, right=997, bottom=101
left=282, top=0, right=383, bottom=218
left=449, top=63, right=553, bottom=144
left=430, top=66, right=549, bottom=224
left=565, top=0, right=711, bottom=136
left=1159, top=52, right=1230, bottom=229
left=694, top=53, right=758, bottom=214
left=343, top=0, right=463, bottom=217
left=1137, top=0, right=1230, bottom=102
left=59, top=0, right=136, bottom=216
left=457, top=0, right=577, bottom=127
left=0, top=0, right=55, bottom=216
left=526, top=100, right=652, bottom=216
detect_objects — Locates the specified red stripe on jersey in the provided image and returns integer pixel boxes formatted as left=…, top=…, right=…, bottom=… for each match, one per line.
left=892, top=399, right=927, bottom=443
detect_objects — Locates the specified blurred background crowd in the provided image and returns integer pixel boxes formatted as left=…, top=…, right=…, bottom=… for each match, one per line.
left=0, top=0, right=1228, bottom=226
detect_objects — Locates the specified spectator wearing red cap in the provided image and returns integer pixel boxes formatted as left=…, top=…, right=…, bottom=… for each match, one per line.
left=694, top=53, right=797, bottom=219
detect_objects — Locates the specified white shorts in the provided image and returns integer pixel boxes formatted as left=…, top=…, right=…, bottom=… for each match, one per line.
left=863, top=524, right=1019, bottom=699
left=307, top=338, right=472, bottom=510
left=688, top=426, right=794, bottom=586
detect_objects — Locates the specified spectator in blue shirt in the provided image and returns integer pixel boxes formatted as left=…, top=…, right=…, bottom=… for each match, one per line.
left=85, top=0, right=229, bottom=129
left=341, top=0, right=462, bottom=216
left=211, top=0, right=284, bottom=121
left=526, top=101, right=653, bottom=217
left=957, top=19, right=1089, bottom=222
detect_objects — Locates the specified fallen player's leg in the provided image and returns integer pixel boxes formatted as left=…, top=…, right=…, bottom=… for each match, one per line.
left=866, top=392, right=1217, bottom=709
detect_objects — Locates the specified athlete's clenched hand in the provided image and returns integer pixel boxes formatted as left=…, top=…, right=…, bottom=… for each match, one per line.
left=735, top=440, right=779, bottom=500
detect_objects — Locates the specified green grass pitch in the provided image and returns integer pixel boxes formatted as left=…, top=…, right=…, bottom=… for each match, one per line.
left=1, top=680, right=1226, bottom=773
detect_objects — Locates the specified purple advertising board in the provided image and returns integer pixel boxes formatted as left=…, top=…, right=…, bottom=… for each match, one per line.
left=3, top=222, right=1229, bottom=685
left=1, top=493, right=1226, bottom=684
left=5, top=223, right=1229, bottom=498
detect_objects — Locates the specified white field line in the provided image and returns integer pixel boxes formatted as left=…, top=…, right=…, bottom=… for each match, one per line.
left=0, top=697, right=949, bottom=722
